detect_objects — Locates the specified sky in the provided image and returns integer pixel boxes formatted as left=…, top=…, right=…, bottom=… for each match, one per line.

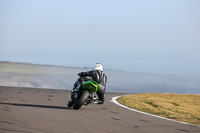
left=0, top=0, right=200, bottom=75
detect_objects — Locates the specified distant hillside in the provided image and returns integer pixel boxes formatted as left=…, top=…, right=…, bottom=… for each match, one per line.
left=0, top=61, right=200, bottom=94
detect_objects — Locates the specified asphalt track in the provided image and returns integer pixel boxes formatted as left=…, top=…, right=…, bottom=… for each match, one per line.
left=0, top=86, right=199, bottom=133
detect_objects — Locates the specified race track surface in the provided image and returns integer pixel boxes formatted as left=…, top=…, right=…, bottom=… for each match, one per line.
left=0, top=86, right=199, bottom=133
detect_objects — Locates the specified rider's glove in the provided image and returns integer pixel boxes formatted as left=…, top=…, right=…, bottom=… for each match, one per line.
left=78, top=72, right=85, bottom=76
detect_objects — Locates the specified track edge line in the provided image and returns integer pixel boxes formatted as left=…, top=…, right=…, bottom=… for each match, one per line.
left=111, top=95, right=200, bottom=127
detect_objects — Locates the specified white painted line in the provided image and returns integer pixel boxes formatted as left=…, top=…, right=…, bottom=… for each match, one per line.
left=111, top=96, right=200, bottom=127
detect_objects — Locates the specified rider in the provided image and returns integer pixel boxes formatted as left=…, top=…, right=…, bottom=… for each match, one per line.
left=68, top=63, right=107, bottom=105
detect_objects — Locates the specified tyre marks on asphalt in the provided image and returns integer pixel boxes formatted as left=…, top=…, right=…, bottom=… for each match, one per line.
left=0, top=128, right=32, bottom=133
left=47, top=95, right=54, bottom=101
left=0, top=121, right=15, bottom=125
left=110, top=111, right=119, bottom=114
left=0, top=106, right=9, bottom=111
left=111, top=118, right=121, bottom=121
left=176, top=129, right=190, bottom=132
left=0, top=121, right=32, bottom=133
left=140, top=119, right=151, bottom=122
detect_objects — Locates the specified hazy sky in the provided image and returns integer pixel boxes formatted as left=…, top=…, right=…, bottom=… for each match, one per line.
left=0, top=0, right=200, bottom=75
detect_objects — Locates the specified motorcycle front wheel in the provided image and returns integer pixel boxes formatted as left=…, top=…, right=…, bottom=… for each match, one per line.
left=73, top=90, right=90, bottom=110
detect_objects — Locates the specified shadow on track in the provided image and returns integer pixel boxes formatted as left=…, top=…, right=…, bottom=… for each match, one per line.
left=0, top=103, right=73, bottom=110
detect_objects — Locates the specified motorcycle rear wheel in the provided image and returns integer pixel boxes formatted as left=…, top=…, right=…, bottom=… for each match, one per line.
left=73, top=90, right=90, bottom=110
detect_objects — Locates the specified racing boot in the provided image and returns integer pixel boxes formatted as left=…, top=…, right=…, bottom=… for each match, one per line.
left=67, top=91, right=74, bottom=108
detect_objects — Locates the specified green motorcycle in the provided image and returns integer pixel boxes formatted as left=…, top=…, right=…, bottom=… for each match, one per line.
left=68, top=76, right=98, bottom=110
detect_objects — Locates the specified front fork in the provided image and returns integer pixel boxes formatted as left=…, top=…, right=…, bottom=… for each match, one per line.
left=71, top=83, right=82, bottom=99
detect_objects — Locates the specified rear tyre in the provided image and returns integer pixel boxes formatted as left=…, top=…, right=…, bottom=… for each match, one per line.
left=73, top=90, right=90, bottom=110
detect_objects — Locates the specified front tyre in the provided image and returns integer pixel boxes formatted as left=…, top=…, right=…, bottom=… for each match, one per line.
left=73, top=90, right=90, bottom=110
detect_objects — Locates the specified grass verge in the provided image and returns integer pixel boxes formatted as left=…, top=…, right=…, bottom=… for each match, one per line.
left=117, top=93, right=200, bottom=126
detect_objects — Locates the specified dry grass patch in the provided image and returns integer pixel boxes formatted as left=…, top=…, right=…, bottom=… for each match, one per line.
left=117, top=93, right=200, bottom=126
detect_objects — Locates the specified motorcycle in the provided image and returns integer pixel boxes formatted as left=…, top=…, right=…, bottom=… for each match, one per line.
left=67, top=76, right=98, bottom=110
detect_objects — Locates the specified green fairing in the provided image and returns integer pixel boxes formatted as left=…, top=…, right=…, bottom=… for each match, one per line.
left=82, top=81, right=98, bottom=94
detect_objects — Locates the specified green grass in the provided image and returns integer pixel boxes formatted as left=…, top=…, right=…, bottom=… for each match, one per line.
left=0, top=62, right=85, bottom=89
left=0, top=62, right=78, bottom=75
left=117, top=93, right=200, bottom=126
